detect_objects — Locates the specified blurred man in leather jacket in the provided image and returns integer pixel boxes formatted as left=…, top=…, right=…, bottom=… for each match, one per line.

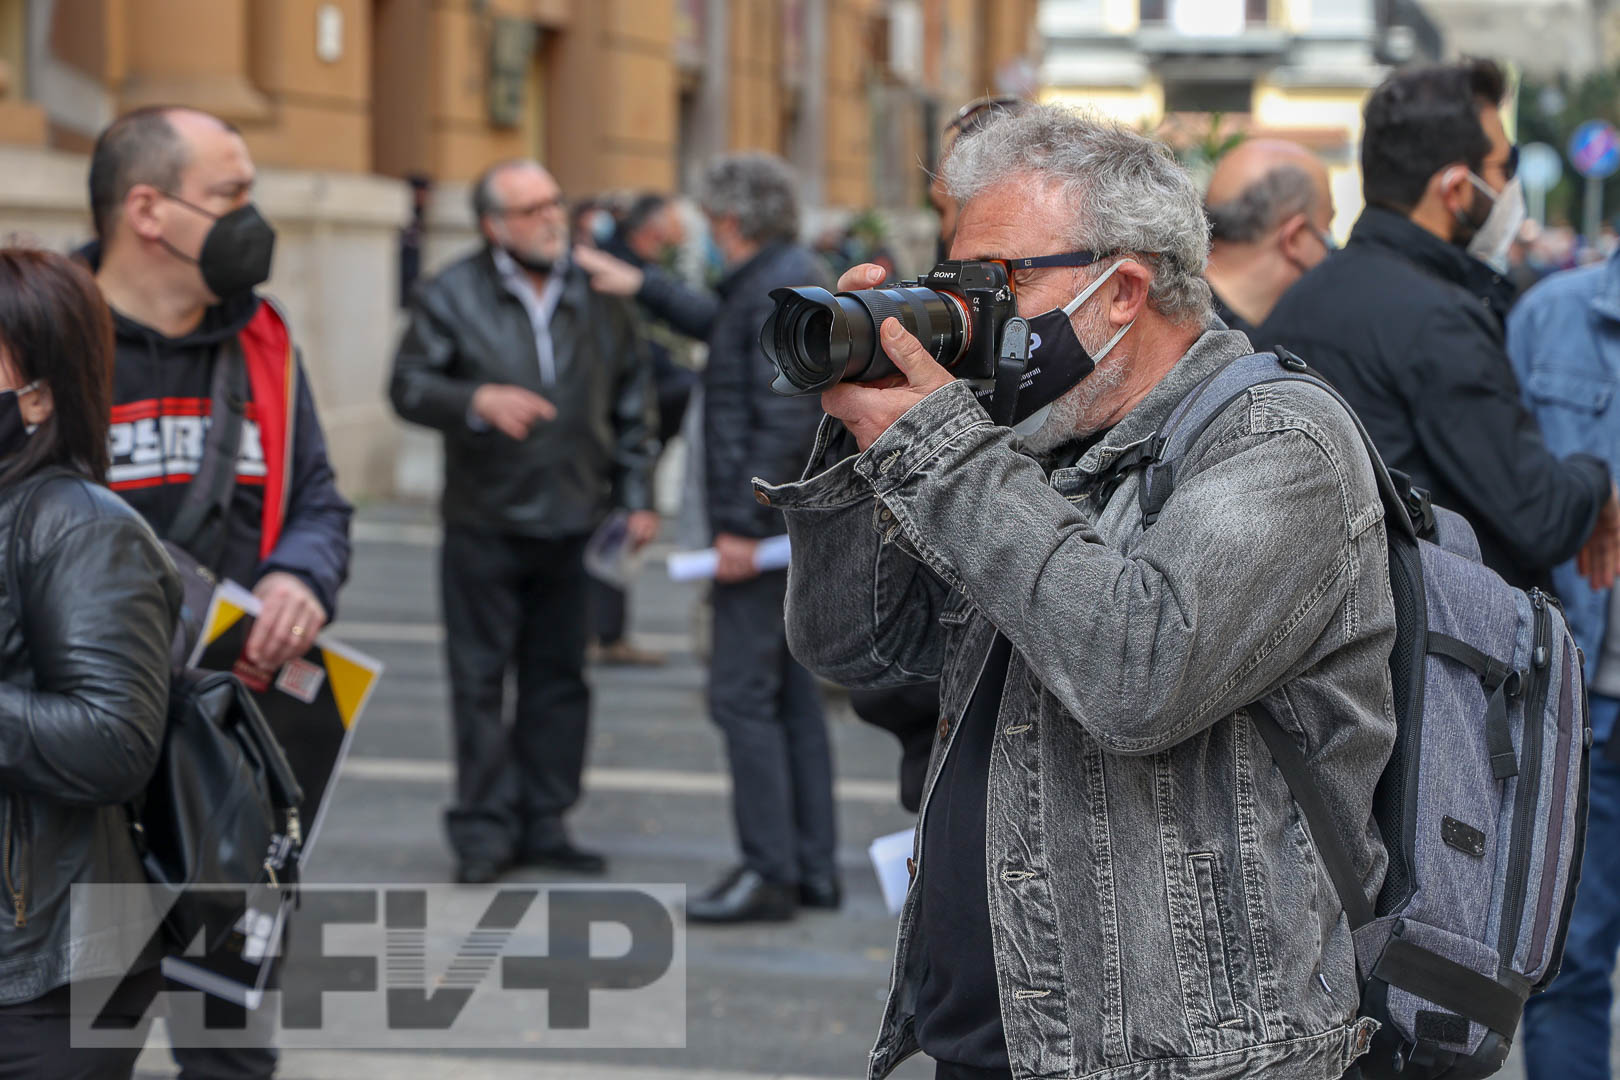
left=390, top=159, right=660, bottom=886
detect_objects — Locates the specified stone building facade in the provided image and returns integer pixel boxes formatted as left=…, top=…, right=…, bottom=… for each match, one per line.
left=0, top=0, right=1037, bottom=498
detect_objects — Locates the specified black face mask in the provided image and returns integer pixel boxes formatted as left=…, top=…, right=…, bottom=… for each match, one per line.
left=160, top=196, right=277, bottom=300
left=0, top=382, right=41, bottom=461
left=972, top=259, right=1135, bottom=430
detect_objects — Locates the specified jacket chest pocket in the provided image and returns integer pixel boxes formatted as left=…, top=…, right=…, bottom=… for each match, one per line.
left=1525, top=370, right=1617, bottom=415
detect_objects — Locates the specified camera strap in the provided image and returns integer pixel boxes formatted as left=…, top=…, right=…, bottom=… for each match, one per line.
left=988, top=316, right=1033, bottom=427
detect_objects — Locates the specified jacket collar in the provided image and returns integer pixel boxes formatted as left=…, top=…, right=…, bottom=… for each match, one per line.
left=1048, top=328, right=1257, bottom=490
left=478, top=245, right=591, bottom=313
left=717, top=241, right=790, bottom=297
left=1593, top=250, right=1620, bottom=324
left=1349, top=206, right=1517, bottom=322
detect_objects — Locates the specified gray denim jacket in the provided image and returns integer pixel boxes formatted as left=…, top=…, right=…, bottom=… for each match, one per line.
left=756, top=330, right=1396, bottom=1080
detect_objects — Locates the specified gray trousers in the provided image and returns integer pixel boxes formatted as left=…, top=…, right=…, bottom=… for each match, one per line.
left=709, top=570, right=837, bottom=886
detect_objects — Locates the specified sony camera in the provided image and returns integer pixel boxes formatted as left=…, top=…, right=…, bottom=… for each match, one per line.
left=759, top=260, right=1018, bottom=396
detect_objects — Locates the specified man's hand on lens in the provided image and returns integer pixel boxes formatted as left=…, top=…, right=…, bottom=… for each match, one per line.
left=573, top=245, right=646, bottom=297
left=626, top=510, right=661, bottom=552
left=714, top=532, right=761, bottom=584
left=246, top=572, right=327, bottom=674
left=1577, top=486, right=1620, bottom=591
left=822, top=264, right=956, bottom=452
left=472, top=383, right=557, bottom=440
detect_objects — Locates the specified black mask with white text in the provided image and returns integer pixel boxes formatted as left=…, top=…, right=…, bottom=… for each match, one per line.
left=972, top=259, right=1136, bottom=430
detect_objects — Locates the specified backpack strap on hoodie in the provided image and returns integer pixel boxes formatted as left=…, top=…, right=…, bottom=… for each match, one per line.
left=165, top=336, right=248, bottom=572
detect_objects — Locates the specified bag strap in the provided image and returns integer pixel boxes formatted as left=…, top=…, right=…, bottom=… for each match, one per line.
left=165, top=336, right=249, bottom=569
left=1129, top=350, right=1424, bottom=934
left=1250, top=701, right=1376, bottom=930
left=1428, top=632, right=1521, bottom=780
left=1137, top=349, right=1419, bottom=545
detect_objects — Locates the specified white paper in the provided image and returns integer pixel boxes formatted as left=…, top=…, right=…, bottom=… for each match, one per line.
left=868, top=827, right=917, bottom=916
left=666, top=534, right=791, bottom=582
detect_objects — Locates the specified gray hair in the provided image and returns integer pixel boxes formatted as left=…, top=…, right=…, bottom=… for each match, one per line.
left=699, top=152, right=800, bottom=246
left=941, top=106, right=1212, bottom=321
left=470, top=159, right=538, bottom=222
left=1206, top=165, right=1318, bottom=244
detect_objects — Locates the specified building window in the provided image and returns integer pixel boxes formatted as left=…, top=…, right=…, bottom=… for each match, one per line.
left=1144, top=0, right=1268, bottom=30
left=1305, top=0, right=1371, bottom=30
left=1060, top=0, right=1108, bottom=27
left=1163, top=80, right=1254, bottom=114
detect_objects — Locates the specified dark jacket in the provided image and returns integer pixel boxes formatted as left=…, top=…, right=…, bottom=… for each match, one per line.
left=0, top=470, right=180, bottom=1004
left=81, top=241, right=353, bottom=619
left=390, top=249, right=659, bottom=537
left=1258, top=207, right=1611, bottom=590
left=638, top=243, right=829, bottom=539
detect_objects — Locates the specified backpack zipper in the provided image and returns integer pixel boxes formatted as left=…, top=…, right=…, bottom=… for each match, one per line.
left=1498, top=588, right=1551, bottom=969
left=3, top=795, right=25, bottom=927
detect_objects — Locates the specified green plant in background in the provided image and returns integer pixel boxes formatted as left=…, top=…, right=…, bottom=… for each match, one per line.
left=1518, top=66, right=1620, bottom=226
left=1162, top=112, right=1248, bottom=189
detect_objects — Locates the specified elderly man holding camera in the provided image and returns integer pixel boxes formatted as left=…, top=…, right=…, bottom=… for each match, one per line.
left=757, top=107, right=1396, bottom=1080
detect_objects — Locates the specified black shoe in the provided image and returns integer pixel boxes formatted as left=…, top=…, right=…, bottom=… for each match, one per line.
left=519, top=842, right=608, bottom=875
left=686, top=867, right=796, bottom=923
left=798, top=874, right=843, bottom=910
left=456, top=858, right=506, bottom=885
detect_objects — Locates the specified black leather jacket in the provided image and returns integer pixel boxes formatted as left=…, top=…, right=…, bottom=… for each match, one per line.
left=0, top=470, right=180, bottom=1004
left=390, top=249, right=660, bottom=537
left=1259, top=207, right=1611, bottom=590
left=637, top=243, right=830, bottom=538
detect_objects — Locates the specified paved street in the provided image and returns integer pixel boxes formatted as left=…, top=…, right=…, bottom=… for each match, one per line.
left=126, top=502, right=1606, bottom=1080
left=136, top=502, right=932, bottom=1080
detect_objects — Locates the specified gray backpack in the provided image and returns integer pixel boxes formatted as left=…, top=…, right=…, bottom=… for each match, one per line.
left=1134, top=349, right=1591, bottom=1079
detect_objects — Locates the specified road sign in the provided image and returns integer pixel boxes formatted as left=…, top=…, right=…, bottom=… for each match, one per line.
left=1519, top=142, right=1564, bottom=190
left=1570, top=120, right=1620, bottom=180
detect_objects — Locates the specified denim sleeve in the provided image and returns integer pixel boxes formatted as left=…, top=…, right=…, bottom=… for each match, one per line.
left=848, top=379, right=1368, bottom=756
left=759, top=416, right=952, bottom=689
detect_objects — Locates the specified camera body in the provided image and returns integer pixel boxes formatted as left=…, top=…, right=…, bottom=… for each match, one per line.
left=911, top=260, right=1018, bottom=381
left=760, top=259, right=1018, bottom=395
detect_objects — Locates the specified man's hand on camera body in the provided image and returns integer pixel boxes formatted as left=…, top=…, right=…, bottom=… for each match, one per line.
left=821, top=264, right=956, bottom=452
left=714, top=533, right=761, bottom=584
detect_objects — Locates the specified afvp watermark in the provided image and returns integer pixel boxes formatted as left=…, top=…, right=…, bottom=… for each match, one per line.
left=68, top=884, right=685, bottom=1049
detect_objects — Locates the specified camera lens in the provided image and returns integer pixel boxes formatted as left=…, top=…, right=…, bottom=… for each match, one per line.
left=761, top=284, right=969, bottom=395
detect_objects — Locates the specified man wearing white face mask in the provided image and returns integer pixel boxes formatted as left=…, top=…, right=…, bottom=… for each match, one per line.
left=1262, top=59, right=1620, bottom=594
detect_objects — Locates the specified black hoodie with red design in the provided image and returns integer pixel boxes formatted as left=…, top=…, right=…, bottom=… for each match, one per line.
left=95, top=257, right=353, bottom=618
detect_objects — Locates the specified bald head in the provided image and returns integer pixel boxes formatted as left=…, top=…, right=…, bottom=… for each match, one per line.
left=1205, top=139, right=1333, bottom=247
left=89, top=107, right=241, bottom=241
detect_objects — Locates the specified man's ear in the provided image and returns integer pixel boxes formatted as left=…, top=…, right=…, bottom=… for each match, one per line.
left=1433, top=165, right=1474, bottom=220
left=1107, top=260, right=1154, bottom=327
left=123, top=184, right=165, bottom=242
left=1277, top=212, right=1312, bottom=264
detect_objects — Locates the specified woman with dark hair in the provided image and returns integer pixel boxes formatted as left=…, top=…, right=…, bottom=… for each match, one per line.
left=0, top=248, right=178, bottom=1077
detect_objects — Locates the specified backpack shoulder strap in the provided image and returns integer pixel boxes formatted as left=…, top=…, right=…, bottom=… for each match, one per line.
left=1139, top=348, right=1419, bottom=545
left=165, top=336, right=249, bottom=569
left=1135, top=347, right=1424, bottom=935
left=1250, top=701, right=1376, bottom=930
